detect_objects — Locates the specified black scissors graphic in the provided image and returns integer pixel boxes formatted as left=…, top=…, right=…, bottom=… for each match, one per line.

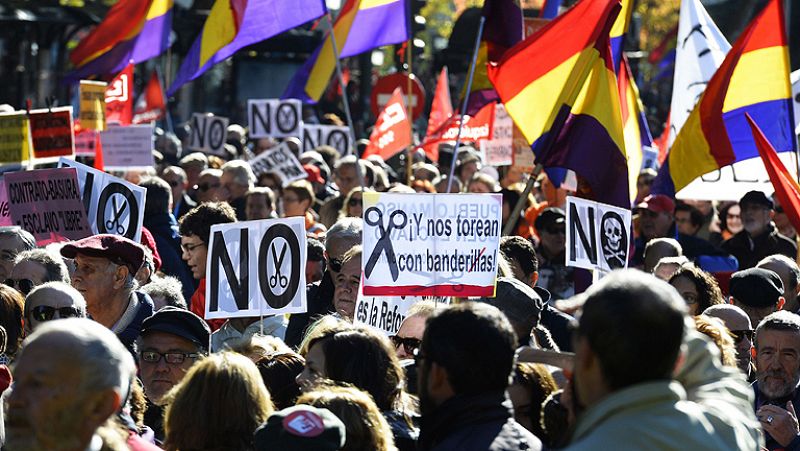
left=364, top=206, right=407, bottom=281
left=105, top=196, right=126, bottom=234
left=269, top=242, right=288, bottom=289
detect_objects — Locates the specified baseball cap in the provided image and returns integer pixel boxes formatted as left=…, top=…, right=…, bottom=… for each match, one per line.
left=729, top=268, right=784, bottom=308
left=140, top=306, right=211, bottom=351
left=535, top=207, right=566, bottom=232
left=636, top=194, right=676, bottom=215
left=739, top=190, right=773, bottom=210
left=60, top=234, right=145, bottom=275
left=254, top=405, right=346, bottom=451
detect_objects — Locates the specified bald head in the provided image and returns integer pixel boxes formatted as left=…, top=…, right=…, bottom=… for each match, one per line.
left=758, top=255, right=800, bottom=312
left=704, top=304, right=753, bottom=374
left=24, top=282, right=87, bottom=334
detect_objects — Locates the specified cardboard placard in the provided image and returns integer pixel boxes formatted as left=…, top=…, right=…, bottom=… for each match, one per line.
left=189, top=114, right=229, bottom=156
left=58, top=158, right=146, bottom=242
left=100, top=124, right=155, bottom=170
left=565, top=196, right=632, bottom=272
left=0, top=112, right=30, bottom=164
left=361, top=192, right=502, bottom=297
left=0, top=178, right=15, bottom=227
left=248, top=99, right=302, bottom=139
left=302, top=124, right=351, bottom=155
left=74, top=129, right=99, bottom=157
left=4, top=168, right=92, bottom=245
left=479, top=104, right=513, bottom=166
left=354, top=291, right=449, bottom=336
left=79, top=80, right=108, bottom=131
left=248, top=142, right=307, bottom=187
left=205, top=218, right=307, bottom=320
left=29, top=107, right=75, bottom=160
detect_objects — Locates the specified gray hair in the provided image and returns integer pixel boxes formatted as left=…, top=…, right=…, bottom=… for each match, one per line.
left=140, top=275, right=187, bottom=310
left=14, top=249, right=69, bottom=283
left=24, top=281, right=87, bottom=320
left=325, top=218, right=363, bottom=250
left=23, top=318, right=135, bottom=401
left=757, top=254, right=800, bottom=291
left=179, top=152, right=209, bottom=170
left=0, top=226, right=36, bottom=251
left=163, top=166, right=187, bottom=183
left=754, top=310, right=800, bottom=348
left=221, top=160, right=256, bottom=188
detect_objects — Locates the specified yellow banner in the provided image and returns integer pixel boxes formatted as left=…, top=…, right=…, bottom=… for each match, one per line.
left=0, top=112, right=30, bottom=164
left=79, top=80, right=107, bottom=131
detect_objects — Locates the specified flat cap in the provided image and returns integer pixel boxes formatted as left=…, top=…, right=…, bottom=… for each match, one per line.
left=60, top=234, right=145, bottom=275
left=140, top=306, right=211, bottom=351
left=477, top=277, right=544, bottom=326
left=254, top=405, right=346, bottom=451
left=729, top=267, right=784, bottom=308
left=739, top=190, right=773, bottom=210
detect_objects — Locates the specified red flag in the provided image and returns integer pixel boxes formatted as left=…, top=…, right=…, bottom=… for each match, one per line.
left=418, top=102, right=496, bottom=162
left=747, top=113, right=800, bottom=234
left=105, top=63, right=134, bottom=125
left=362, top=87, right=412, bottom=160
left=133, top=71, right=166, bottom=124
left=426, top=67, right=453, bottom=138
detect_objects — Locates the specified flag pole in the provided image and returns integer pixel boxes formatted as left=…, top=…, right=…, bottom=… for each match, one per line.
left=445, top=16, right=486, bottom=193
left=326, top=11, right=366, bottom=191
left=406, top=41, right=414, bottom=186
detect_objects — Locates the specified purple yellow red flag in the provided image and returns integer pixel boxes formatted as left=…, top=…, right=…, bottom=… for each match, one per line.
left=618, top=56, right=654, bottom=203
left=168, top=0, right=327, bottom=96
left=652, top=0, right=796, bottom=196
left=488, top=0, right=628, bottom=207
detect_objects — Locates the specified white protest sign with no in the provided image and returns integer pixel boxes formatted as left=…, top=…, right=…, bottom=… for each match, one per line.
left=302, top=124, right=351, bottom=155
left=248, top=142, right=307, bottom=187
left=248, top=99, right=302, bottom=139
left=100, top=124, right=155, bottom=170
left=58, top=157, right=146, bottom=242
left=566, top=196, right=631, bottom=272
left=362, top=192, right=501, bottom=297
left=205, top=218, right=307, bottom=320
left=189, top=114, right=229, bottom=156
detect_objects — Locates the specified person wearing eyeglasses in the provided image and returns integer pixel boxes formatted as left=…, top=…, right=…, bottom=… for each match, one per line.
left=23, top=281, right=86, bottom=334
left=391, top=301, right=435, bottom=359
left=193, top=168, right=223, bottom=203
left=137, top=306, right=211, bottom=444
left=162, top=166, right=197, bottom=221
left=705, top=304, right=755, bottom=379
left=281, top=180, right=326, bottom=238
left=7, top=248, right=69, bottom=298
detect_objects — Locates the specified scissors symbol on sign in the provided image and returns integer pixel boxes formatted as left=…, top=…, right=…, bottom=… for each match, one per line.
left=269, top=242, right=288, bottom=289
left=364, top=207, right=407, bottom=281
left=105, top=196, right=127, bottom=234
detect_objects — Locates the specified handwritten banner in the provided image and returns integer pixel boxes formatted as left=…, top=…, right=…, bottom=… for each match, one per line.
left=79, top=80, right=108, bottom=131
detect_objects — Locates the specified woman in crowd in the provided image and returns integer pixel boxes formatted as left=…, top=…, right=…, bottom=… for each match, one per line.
left=508, top=362, right=559, bottom=438
left=281, top=179, right=326, bottom=237
left=668, top=265, right=725, bottom=315
left=163, top=352, right=274, bottom=451
left=467, top=173, right=500, bottom=194
left=694, top=315, right=738, bottom=368
left=710, top=201, right=742, bottom=246
left=255, top=352, right=305, bottom=410
left=338, top=187, right=373, bottom=220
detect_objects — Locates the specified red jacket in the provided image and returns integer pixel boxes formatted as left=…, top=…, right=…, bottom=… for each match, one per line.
left=190, top=279, right=225, bottom=331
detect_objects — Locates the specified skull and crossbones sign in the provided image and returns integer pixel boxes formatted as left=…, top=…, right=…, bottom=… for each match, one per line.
left=601, top=214, right=626, bottom=268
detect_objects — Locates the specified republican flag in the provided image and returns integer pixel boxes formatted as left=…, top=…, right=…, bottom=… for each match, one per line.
left=618, top=56, right=654, bottom=203
left=105, top=63, right=134, bottom=125
left=426, top=67, right=453, bottom=138
left=748, top=113, right=800, bottom=233
left=362, top=88, right=412, bottom=160
left=283, top=0, right=409, bottom=103
left=609, top=0, right=633, bottom=71
left=66, top=0, right=173, bottom=81
left=133, top=71, right=166, bottom=124
left=168, top=0, right=327, bottom=96
left=488, top=0, right=629, bottom=207
left=652, top=0, right=796, bottom=196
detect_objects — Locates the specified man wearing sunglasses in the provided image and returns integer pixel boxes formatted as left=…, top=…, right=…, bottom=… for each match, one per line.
left=7, top=248, right=70, bottom=297
left=23, top=281, right=86, bottom=334
left=533, top=208, right=575, bottom=301
left=705, top=304, right=755, bottom=378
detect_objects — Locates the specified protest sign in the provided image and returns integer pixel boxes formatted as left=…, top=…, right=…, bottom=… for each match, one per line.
left=0, top=179, right=14, bottom=227
left=0, top=112, right=30, bottom=164
left=79, top=80, right=107, bottom=131
left=4, top=168, right=91, bottom=245
left=302, top=124, right=351, bottom=155
left=479, top=104, right=513, bottom=166
left=361, top=193, right=501, bottom=297
left=354, top=291, right=448, bottom=336
left=248, top=142, right=307, bottom=187
left=29, top=107, right=75, bottom=160
left=205, top=218, right=307, bottom=320
left=248, top=99, right=302, bottom=139
left=58, top=158, right=146, bottom=242
left=677, top=153, right=800, bottom=201
left=189, top=114, right=229, bottom=156
left=74, top=129, right=99, bottom=157
left=565, top=196, right=632, bottom=272
left=511, top=125, right=535, bottom=172
left=100, top=124, right=155, bottom=170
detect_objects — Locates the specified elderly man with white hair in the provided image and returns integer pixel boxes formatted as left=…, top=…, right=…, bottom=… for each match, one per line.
left=6, top=318, right=138, bottom=451
left=219, top=160, right=256, bottom=220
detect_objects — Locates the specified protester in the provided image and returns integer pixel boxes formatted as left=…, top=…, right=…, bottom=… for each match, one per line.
left=332, top=246, right=361, bottom=321
left=0, top=285, right=23, bottom=363
left=710, top=201, right=743, bottom=246
left=416, top=302, right=542, bottom=450
left=565, top=270, right=760, bottom=449
left=7, top=248, right=69, bottom=295
left=729, top=267, right=785, bottom=328
left=533, top=207, right=574, bottom=300
left=722, top=191, right=797, bottom=269
left=477, top=277, right=543, bottom=348
left=211, top=312, right=287, bottom=352
left=140, top=275, right=188, bottom=310
left=162, top=166, right=197, bottom=220
left=254, top=404, right=346, bottom=451
left=306, top=237, right=326, bottom=284
left=338, top=186, right=371, bottom=220
left=178, top=152, right=209, bottom=198
left=0, top=226, right=36, bottom=282
left=245, top=187, right=276, bottom=220
left=668, top=264, right=725, bottom=315
left=674, top=201, right=704, bottom=236
left=758, top=254, right=800, bottom=314
left=753, top=311, right=800, bottom=450
left=392, top=301, right=436, bottom=359
left=704, top=304, right=755, bottom=378
left=61, top=234, right=154, bottom=351
left=254, top=352, right=305, bottom=410
left=509, top=362, right=559, bottom=437
left=23, top=281, right=86, bottom=334
left=642, top=237, right=682, bottom=273
left=163, top=352, right=274, bottom=451
left=772, top=195, right=797, bottom=240
left=137, top=306, right=210, bottom=442
left=319, top=156, right=369, bottom=228
left=219, top=160, right=257, bottom=220
left=194, top=168, right=223, bottom=203
left=694, top=315, right=738, bottom=367
left=282, top=179, right=327, bottom=237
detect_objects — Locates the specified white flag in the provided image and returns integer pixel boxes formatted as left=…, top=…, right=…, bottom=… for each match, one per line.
left=668, top=0, right=730, bottom=150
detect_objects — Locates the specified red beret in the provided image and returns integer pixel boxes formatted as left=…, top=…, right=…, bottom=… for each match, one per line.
left=60, top=234, right=145, bottom=275
left=139, top=227, right=162, bottom=271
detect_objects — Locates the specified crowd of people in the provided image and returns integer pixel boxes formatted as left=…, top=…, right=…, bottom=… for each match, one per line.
left=0, top=123, right=797, bottom=451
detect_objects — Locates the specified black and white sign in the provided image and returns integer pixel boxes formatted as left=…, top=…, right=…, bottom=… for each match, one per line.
left=189, top=113, right=229, bottom=156
left=205, top=218, right=307, bottom=320
left=566, top=196, right=631, bottom=272
left=58, top=157, right=147, bottom=242
left=302, top=124, right=351, bottom=155
left=248, top=142, right=307, bottom=187
left=248, top=99, right=302, bottom=139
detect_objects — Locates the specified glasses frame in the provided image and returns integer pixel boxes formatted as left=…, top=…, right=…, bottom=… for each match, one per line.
left=139, top=351, right=200, bottom=365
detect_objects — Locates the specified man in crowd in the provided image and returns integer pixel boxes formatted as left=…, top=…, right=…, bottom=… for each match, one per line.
left=417, top=302, right=542, bottom=450
left=219, top=160, right=256, bottom=220
left=23, top=281, right=86, bottom=334
left=306, top=238, right=325, bottom=284
left=6, top=318, right=138, bottom=450
left=0, top=226, right=36, bottom=282
left=61, top=234, right=154, bottom=351
left=8, top=248, right=69, bottom=295
left=476, top=277, right=543, bottom=349
left=161, top=166, right=196, bottom=220
left=138, top=306, right=210, bottom=442
left=178, top=152, right=208, bottom=200
left=674, top=202, right=704, bottom=236
left=392, top=301, right=435, bottom=359
left=753, top=311, right=800, bottom=450
left=723, top=191, right=796, bottom=269
left=179, top=202, right=237, bottom=331
left=566, top=270, right=760, bottom=449
left=319, top=156, right=369, bottom=228
left=533, top=208, right=574, bottom=301
left=729, top=267, right=785, bottom=328
left=642, top=238, right=682, bottom=273
left=245, top=187, right=276, bottom=221
left=141, top=275, right=188, bottom=310
left=705, top=304, right=755, bottom=378
left=758, top=254, right=800, bottom=314
left=332, top=246, right=361, bottom=321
